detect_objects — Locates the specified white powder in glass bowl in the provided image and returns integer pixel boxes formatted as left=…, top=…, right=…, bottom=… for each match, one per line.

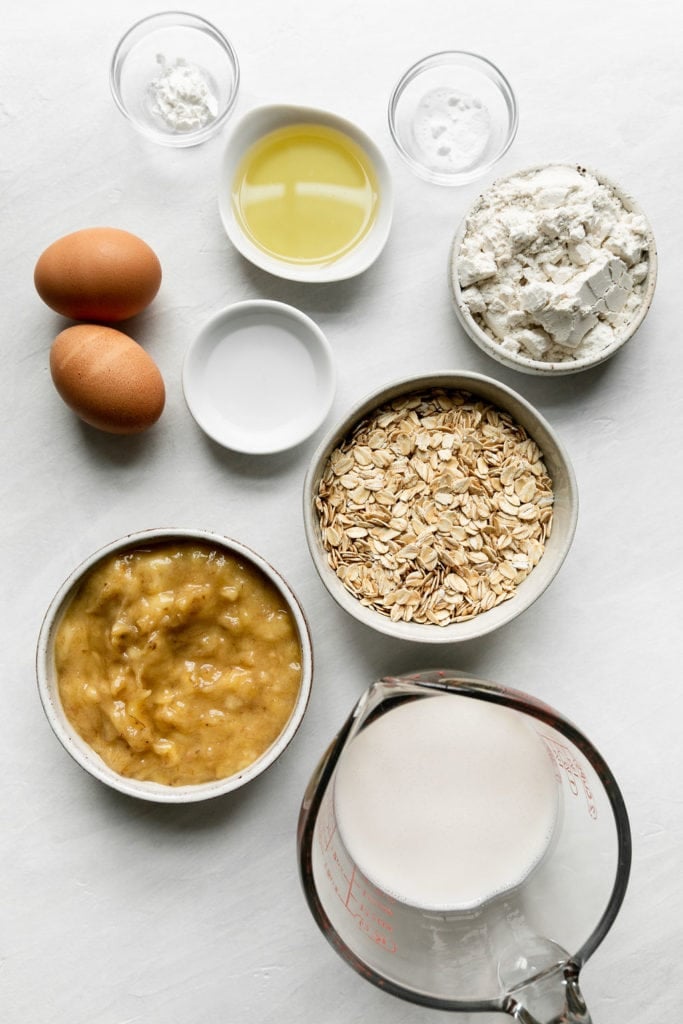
left=411, top=87, right=492, bottom=173
left=452, top=164, right=655, bottom=367
left=148, top=54, right=218, bottom=132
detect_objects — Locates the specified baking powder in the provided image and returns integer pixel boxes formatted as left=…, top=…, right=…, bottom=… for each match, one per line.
left=412, top=87, right=491, bottom=173
left=148, top=55, right=218, bottom=132
left=456, top=165, right=651, bottom=363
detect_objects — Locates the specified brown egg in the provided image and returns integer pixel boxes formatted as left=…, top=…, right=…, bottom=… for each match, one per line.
left=34, top=227, right=162, bottom=322
left=50, top=324, right=165, bottom=434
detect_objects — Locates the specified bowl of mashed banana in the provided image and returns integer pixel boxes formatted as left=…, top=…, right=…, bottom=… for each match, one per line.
left=36, top=528, right=313, bottom=802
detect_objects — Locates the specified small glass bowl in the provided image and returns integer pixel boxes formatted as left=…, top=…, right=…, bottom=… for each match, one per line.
left=110, top=11, right=240, bottom=148
left=388, top=51, right=518, bottom=186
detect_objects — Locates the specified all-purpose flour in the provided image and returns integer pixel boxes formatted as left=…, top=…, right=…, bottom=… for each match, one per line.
left=455, top=165, right=651, bottom=363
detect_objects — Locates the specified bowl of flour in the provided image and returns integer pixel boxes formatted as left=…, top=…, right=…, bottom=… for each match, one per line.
left=110, top=12, right=240, bottom=147
left=449, top=164, right=657, bottom=374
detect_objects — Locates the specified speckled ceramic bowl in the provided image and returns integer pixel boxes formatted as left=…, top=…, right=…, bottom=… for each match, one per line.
left=449, top=163, right=657, bottom=375
left=36, top=528, right=313, bottom=803
left=303, top=372, right=578, bottom=643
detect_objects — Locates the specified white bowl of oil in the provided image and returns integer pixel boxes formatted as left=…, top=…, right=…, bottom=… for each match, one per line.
left=218, top=105, right=393, bottom=283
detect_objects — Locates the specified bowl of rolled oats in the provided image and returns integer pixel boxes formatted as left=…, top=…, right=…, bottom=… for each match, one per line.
left=303, top=373, right=578, bottom=642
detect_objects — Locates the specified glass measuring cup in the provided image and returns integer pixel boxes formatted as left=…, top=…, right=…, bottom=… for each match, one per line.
left=297, top=670, right=631, bottom=1022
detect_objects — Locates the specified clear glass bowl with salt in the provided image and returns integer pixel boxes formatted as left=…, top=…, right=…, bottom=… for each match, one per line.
left=388, top=51, right=518, bottom=186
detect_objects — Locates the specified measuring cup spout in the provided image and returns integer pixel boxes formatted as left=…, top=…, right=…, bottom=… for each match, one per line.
left=503, top=960, right=592, bottom=1024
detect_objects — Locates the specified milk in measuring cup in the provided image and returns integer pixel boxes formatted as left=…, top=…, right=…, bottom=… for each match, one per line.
left=333, top=695, right=560, bottom=911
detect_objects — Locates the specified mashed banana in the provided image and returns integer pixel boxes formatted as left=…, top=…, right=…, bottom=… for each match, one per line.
left=54, top=541, right=303, bottom=786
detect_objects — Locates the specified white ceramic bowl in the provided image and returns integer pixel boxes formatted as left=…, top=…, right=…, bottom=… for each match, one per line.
left=218, top=104, right=393, bottom=282
left=388, top=51, right=518, bottom=186
left=110, top=12, right=240, bottom=147
left=303, top=373, right=578, bottom=643
left=449, top=164, right=658, bottom=375
left=183, top=301, right=336, bottom=453
left=36, top=528, right=313, bottom=803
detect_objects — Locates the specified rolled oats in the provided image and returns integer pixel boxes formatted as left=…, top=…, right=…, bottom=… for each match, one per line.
left=315, top=390, right=554, bottom=625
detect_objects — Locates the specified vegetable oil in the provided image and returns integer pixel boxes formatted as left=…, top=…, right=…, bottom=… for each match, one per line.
left=231, top=123, right=379, bottom=265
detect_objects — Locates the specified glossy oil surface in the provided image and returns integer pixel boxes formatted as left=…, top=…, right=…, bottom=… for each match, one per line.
left=231, top=122, right=379, bottom=265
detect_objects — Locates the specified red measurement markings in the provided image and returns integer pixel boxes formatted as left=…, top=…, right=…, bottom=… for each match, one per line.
left=317, top=800, right=397, bottom=952
left=540, top=733, right=598, bottom=819
left=320, top=808, right=337, bottom=852
left=344, top=864, right=397, bottom=952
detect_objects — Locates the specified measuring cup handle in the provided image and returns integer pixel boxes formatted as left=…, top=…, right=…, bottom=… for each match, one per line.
left=504, top=961, right=593, bottom=1024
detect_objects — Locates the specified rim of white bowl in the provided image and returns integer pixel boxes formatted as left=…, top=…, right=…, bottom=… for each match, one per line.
left=303, top=372, right=578, bottom=643
left=218, top=104, right=393, bottom=282
left=36, top=528, right=313, bottom=803
left=182, top=300, right=336, bottom=453
left=449, top=163, right=658, bottom=375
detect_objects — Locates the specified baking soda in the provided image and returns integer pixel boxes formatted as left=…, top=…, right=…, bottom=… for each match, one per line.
left=148, top=55, right=218, bottom=132
left=411, top=87, right=491, bottom=172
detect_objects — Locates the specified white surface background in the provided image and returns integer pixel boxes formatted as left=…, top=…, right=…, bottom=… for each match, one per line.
left=2, top=2, right=681, bottom=1022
